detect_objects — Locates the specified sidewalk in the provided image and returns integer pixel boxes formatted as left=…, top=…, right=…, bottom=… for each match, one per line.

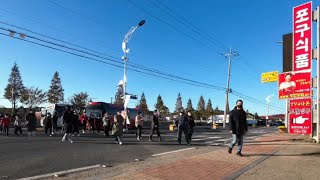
left=45, top=132, right=318, bottom=180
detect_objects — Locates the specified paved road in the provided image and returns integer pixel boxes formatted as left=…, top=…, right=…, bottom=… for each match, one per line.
left=0, top=126, right=277, bottom=179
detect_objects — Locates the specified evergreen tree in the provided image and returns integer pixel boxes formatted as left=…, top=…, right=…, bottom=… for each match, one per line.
left=206, top=98, right=214, bottom=116
left=154, top=94, right=169, bottom=114
left=20, top=87, right=47, bottom=108
left=197, top=95, right=206, bottom=118
left=186, top=98, right=194, bottom=112
left=70, top=92, right=89, bottom=110
left=4, top=62, right=25, bottom=111
left=174, top=93, right=183, bottom=113
left=47, top=71, right=64, bottom=104
left=246, top=109, right=249, bottom=114
left=254, top=112, right=259, bottom=119
left=213, top=106, right=219, bottom=115
left=137, top=92, right=149, bottom=113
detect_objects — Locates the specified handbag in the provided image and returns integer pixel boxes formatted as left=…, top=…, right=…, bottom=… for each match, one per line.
left=112, top=123, right=119, bottom=135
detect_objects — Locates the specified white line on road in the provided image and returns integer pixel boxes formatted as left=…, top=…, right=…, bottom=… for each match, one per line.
left=152, top=147, right=196, bottom=157
left=17, top=164, right=101, bottom=180
left=192, top=136, right=222, bottom=141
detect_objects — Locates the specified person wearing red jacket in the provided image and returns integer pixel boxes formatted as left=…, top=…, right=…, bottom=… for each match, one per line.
left=2, top=114, right=11, bottom=136
left=80, top=112, right=88, bottom=134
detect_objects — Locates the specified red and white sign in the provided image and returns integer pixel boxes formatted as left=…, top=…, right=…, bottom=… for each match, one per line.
left=289, top=98, right=312, bottom=134
left=278, top=71, right=311, bottom=99
left=293, top=2, right=312, bottom=71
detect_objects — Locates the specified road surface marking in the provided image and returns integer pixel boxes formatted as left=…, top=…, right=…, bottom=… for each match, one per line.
left=152, top=147, right=196, bottom=157
left=192, top=136, right=222, bottom=141
left=17, top=164, right=101, bottom=180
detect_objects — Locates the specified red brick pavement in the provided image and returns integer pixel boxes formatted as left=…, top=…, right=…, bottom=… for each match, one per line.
left=109, top=133, right=299, bottom=180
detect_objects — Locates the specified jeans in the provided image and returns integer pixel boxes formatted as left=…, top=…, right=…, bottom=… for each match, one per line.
left=104, top=126, right=109, bottom=136
left=189, top=127, right=194, bottom=141
left=229, top=134, right=244, bottom=153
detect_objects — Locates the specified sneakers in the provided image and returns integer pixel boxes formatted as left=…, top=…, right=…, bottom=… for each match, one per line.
left=236, top=152, right=243, bottom=157
left=77, top=134, right=80, bottom=137
left=228, top=147, right=232, bottom=154
left=62, top=138, right=66, bottom=142
left=119, top=141, right=123, bottom=145
left=149, top=138, right=152, bottom=142
left=50, top=134, right=52, bottom=137
left=114, top=141, right=119, bottom=144
left=72, top=134, right=75, bottom=137
left=69, top=139, right=73, bottom=143
left=137, top=137, right=140, bottom=140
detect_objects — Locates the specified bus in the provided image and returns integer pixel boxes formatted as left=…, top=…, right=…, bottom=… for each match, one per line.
left=85, top=102, right=141, bottom=129
left=40, top=104, right=73, bottom=127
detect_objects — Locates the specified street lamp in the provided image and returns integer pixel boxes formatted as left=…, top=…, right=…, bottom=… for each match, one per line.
left=121, top=20, right=145, bottom=130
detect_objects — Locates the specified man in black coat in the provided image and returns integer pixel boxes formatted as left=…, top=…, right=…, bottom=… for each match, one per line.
left=149, top=110, right=162, bottom=142
left=62, top=106, right=74, bottom=143
left=177, top=110, right=190, bottom=145
left=228, top=100, right=248, bottom=156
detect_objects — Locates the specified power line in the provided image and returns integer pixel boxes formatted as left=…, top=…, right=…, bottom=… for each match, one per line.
left=151, top=0, right=229, bottom=52
left=127, top=0, right=225, bottom=57
left=0, top=26, right=284, bottom=111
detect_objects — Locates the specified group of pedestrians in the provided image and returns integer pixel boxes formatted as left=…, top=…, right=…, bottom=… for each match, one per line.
left=0, top=110, right=38, bottom=136
left=0, top=99, right=248, bottom=156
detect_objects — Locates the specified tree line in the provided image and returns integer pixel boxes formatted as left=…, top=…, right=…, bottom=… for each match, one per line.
left=3, top=62, right=89, bottom=111
left=3, top=63, right=259, bottom=118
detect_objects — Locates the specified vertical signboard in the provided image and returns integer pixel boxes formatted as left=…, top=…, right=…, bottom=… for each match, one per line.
left=289, top=98, right=312, bottom=134
left=278, top=71, right=311, bottom=99
left=293, top=2, right=312, bottom=72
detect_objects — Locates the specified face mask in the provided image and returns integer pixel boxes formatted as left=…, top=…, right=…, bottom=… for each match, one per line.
left=237, top=105, right=243, bottom=109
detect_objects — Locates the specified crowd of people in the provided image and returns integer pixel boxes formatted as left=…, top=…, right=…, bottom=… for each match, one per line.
left=0, top=107, right=197, bottom=146
left=0, top=99, right=249, bottom=155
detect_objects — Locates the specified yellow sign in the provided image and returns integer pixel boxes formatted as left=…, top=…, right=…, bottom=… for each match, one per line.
left=261, top=71, right=279, bottom=83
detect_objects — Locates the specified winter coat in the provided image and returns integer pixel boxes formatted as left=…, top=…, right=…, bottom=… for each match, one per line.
left=229, top=107, right=248, bottom=135
left=80, top=114, right=88, bottom=124
left=152, top=115, right=159, bottom=128
left=63, top=111, right=74, bottom=124
left=112, top=115, right=124, bottom=136
left=26, top=113, right=37, bottom=127
left=178, top=115, right=189, bottom=128
left=45, top=116, right=53, bottom=128
left=1, top=117, right=10, bottom=127
left=188, top=115, right=195, bottom=128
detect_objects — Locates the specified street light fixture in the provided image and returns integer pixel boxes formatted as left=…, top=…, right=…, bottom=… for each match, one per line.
left=121, top=20, right=145, bottom=130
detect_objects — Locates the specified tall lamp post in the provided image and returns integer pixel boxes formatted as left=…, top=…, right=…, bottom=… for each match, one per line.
left=121, top=20, right=145, bottom=130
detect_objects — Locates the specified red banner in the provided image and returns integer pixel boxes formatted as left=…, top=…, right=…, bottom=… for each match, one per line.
left=289, top=98, right=312, bottom=134
left=278, top=71, right=311, bottom=99
left=293, top=2, right=312, bottom=71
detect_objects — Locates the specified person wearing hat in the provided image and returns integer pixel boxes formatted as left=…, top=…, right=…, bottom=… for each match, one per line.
left=177, top=110, right=190, bottom=145
left=112, top=110, right=125, bottom=145
left=149, top=110, right=162, bottom=142
left=45, top=112, right=53, bottom=136
left=279, top=73, right=296, bottom=94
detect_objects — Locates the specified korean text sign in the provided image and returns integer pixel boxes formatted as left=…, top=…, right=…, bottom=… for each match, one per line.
left=293, top=2, right=312, bottom=71
left=289, top=98, right=312, bottom=134
left=278, top=71, right=311, bottom=99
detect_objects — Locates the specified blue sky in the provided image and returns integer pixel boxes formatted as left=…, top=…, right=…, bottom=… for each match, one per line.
left=0, top=0, right=318, bottom=115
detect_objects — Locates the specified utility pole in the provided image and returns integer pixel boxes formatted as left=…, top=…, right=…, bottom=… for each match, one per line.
left=223, top=47, right=238, bottom=128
